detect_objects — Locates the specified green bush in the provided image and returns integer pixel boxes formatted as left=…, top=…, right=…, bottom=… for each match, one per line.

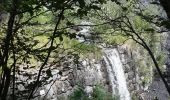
left=69, top=85, right=118, bottom=100
left=92, top=85, right=118, bottom=100
left=69, top=87, right=89, bottom=100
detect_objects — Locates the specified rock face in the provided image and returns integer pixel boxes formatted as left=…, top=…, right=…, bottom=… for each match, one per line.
left=11, top=45, right=154, bottom=100
left=8, top=21, right=170, bottom=100
left=9, top=21, right=158, bottom=100
left=12, top=53, right=110, bottom=100
left=165, top=32, right=170, bottom=76
left=142, top=77, right=170, bottom=100
left=138, top=32, right=170, bottom=100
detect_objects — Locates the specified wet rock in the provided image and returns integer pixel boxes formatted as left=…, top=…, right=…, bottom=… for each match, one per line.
left=84, top=86, right=93, bottom=94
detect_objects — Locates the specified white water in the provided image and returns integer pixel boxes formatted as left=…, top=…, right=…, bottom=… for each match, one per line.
left=103, top=48, right=130, bottom=100
left=76, top=21, right=130, bottom=99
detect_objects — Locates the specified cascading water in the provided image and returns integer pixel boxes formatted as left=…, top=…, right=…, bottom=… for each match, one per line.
left=103, top=48, right=130, bottom=100
left=76, top=21, right=130, bottom=99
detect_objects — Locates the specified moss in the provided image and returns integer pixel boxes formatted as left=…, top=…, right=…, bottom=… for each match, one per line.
left=102, top=32, right=128, bottom=45
left=156, top=52, right=167, bottom=72
left=132, top=16, right=150, bottom=32
left=61, top=35, right=102, bottom=59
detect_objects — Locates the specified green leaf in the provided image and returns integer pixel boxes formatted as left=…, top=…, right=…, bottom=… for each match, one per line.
left=78, top=0, right=86, bottom=8
left=91, top=5, right=101, bottom=10
left=144, top=28, right=155, bottom=32
left=59, top=36, right=63, bottom=41
left=46, top=69, right=52, bottom=77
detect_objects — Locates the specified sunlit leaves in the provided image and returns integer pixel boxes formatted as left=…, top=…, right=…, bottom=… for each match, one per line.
left=132, top=16, right=150, bottom=31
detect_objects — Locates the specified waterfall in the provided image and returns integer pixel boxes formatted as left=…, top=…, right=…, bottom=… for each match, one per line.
left=75, top=21, right=130, bottom=99
left=103, top=48, right=130, bottom=100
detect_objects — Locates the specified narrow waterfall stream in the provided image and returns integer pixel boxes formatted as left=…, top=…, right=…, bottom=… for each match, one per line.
left=103, top=48, right=130, bottom=100
left=77, top=22, right=130, bottom=99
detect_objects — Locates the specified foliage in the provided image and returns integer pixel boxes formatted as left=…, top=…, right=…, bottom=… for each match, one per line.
left=69, top=85, right=117, bottom=100
left=0, top=0, right=170, bottom=99
left=69, top=87, right=88, bottom=100
left=86, top=0, right=170, bottom=95
left=92, top=85, right=118, bottom=100
left=0, top=0, right=112, bottom=99
left=102, top=33, right=128, bottom=45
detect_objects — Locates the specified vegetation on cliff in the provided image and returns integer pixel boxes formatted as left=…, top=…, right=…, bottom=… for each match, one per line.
left=0, top=0, right=170, bottom=99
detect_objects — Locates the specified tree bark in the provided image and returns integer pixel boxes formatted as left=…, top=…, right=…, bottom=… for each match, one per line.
left=27, top=8, right=65, bottom=99
left=0, top=0, right=17, bottom=99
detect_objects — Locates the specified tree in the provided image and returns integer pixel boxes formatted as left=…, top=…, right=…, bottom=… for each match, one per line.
left=0, top=0, right=109, bottom=99
left=85, top=0, right=170, bottom=95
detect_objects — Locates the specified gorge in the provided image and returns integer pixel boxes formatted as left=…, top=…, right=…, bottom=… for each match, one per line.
left=1, top=0, right=170, bottom=100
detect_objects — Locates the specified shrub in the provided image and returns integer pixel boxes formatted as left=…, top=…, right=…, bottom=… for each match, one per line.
left=69, top=85, right=118, bottom=100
